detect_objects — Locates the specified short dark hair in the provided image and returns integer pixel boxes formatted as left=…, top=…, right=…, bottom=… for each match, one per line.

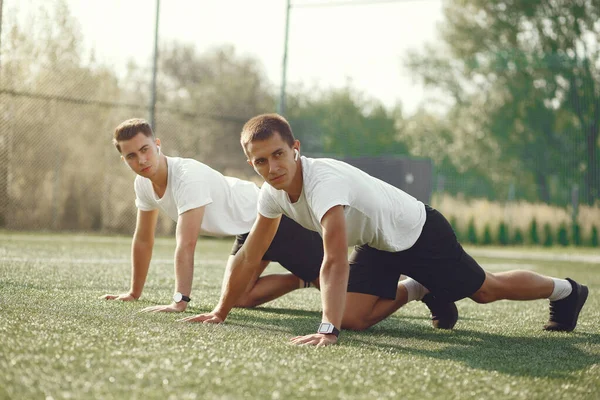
left=240, top=113, right=295, bottom=150
left=113, top=118, right=154, bottom=153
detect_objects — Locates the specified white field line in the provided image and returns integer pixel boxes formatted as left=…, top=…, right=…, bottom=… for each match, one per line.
left=469, top=249, right=600, bottom=264
left=0, top=256, right=226, bottom=266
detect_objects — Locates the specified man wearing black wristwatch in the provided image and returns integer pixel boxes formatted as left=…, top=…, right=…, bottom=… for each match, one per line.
left=182, top=114, right=588, bottom=346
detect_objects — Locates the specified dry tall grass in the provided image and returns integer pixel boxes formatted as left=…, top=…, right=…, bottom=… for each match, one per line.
left=431, top=193, right=600, bottom=242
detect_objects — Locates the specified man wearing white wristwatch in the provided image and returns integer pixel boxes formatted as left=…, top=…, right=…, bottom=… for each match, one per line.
left=100, top=118, right=324, bottom=312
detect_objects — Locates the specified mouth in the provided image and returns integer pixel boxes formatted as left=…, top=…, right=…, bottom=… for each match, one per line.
left=141, top=166, right=152, bottom=173
left=269, top=174, right=285, bottom=184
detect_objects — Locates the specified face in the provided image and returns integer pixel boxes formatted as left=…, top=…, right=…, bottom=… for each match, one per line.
left=245, top=132, right=300, bottom=191
left=119, top=132, right=161, bottom=178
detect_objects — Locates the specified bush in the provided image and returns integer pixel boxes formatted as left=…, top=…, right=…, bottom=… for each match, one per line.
left=449, top=215, right=461, bottom=241
left=543, top=223, right=554, bottom=247
left=529, top=218, right=540, bottom=245
left=467, top=218, right=478, bottom=244
left=557, top=223, right=569, bottom=246
left=498, top=222, right=509, bottom=246
left=591, top=226, right=599, bottom=247
left=482, top=223, right=493, bottom=245
left=513, top=228, right=524, bottom=245
left=572, top=223, right=581, bottom=246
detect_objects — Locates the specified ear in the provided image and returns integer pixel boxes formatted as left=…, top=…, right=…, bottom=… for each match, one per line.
left=155, top=138, right=161, bottom=147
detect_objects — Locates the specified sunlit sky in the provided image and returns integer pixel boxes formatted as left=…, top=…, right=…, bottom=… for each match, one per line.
left=37, top=0, right=445, bottom=114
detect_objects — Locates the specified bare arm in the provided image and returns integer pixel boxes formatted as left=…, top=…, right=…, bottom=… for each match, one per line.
left=181, top=214, right=280, bottom=323
left=100, top=209, right=159, bottom=301
left=141, top=206, right=205, bottom=312
left=291, top=205, right=348, bottom=346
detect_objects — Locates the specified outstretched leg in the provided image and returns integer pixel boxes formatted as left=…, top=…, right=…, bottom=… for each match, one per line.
left=471, top=270, right=588, bottom=331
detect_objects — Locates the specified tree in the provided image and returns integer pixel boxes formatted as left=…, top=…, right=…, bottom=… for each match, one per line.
left=406, top=0, right=600, bottom=204
left=157, top=44, right=275, bottom=174
left=286, top=86, right=408, bottom=157
left=1, top=0, right=120, bottom=230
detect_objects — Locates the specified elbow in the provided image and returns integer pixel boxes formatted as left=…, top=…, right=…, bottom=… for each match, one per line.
left=176, top=239, right=197, bottom=253
left=320, top=256, right=349, bottom=277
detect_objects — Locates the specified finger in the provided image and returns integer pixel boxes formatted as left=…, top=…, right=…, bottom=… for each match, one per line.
left=139, top=306, right=158, bottom=313
left=202, top=316, right=223, bottom=324
left=180, top=315, right=206, bottom=323
left=290, top=335, right=315, bottom=345
left=100, top=294, right=116, bottom=300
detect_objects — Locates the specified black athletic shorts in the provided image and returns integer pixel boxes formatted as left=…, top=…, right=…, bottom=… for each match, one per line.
left=231, top=214, right=324, bottom=283
left=347, top=205, right=486, bottom=301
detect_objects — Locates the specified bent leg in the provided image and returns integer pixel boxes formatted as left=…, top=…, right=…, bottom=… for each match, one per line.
left=222, top=256, right=303, bottom=308
left=341, top=284, right=410, bottom=331
left=470, top=270, right=554, bottom=304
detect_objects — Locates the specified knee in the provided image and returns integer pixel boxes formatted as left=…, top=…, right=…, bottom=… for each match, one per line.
left=341, top=316, right=370, bottom=331
left=470, top=273, right=502, bottom=304
left=470, top=289, right=495, bottom=304
left=234, top=296, right=258, bottom=308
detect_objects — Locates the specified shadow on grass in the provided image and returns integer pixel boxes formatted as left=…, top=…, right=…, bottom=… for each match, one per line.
left=350, top=325, right=600, bottom=378
left=212, top=305, right=599, bottom=379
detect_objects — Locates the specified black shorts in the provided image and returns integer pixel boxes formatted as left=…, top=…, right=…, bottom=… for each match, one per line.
left=347, top=205, right=486, bottom=301
left=231, top=215, right=324, bottom=283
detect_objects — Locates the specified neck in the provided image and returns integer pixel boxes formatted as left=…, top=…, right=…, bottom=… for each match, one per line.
left=150, top=155, right=168, bottom=190
left=286, top=159, right=303, bottom=203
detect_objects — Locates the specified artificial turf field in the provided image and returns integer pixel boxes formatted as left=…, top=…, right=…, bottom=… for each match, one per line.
left=0, top=231, right=599, bottom=400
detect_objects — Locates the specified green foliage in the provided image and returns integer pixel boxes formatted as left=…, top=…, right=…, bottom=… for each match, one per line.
left=512, top=228, right=524, bottom=246
left=543, top=223, right=554, bottom=247
left=406, top=0, right=600, bottom=205
left=286, top=87, right=407, bottom=157
left=497, top=222, right=509, bottom=246
left=557, top=223, right=569, bottom=247
left=482, top=223, right=493, bottom=245
left=467, top=217, right=478, bottom=244
left=529, top=218, right=540, bottom=245
left=591, top=226, right=599, bottom=247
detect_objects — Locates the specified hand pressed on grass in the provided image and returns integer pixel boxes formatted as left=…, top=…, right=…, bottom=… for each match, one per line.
left=290, top=333, right=338, bottom=347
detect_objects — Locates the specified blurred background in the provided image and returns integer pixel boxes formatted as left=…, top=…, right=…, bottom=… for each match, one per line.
left=0, top=0, right=598, bottom=247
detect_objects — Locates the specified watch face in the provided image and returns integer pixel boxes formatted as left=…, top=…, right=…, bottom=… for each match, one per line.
left=173, top=292, right=183, bottom=303
left=318, top=323, right=333, bottom=334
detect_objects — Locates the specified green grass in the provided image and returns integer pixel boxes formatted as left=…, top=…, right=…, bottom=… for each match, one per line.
left=0, top=231, right=599, bottom=400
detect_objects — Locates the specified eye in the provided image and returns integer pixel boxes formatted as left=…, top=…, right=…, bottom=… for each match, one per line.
left=254, top=159, right=265, bottom=166
left=141, top=147, right=148, bottom=153
left=126, top=154, right=135, bottom=160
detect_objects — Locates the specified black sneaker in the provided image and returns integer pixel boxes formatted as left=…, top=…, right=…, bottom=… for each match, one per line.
left=422, top=293, right=458, bottom=330
left=544, top=278, right=588, bottom=332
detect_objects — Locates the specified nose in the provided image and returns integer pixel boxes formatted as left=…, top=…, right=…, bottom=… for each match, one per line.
left=268, top=160, right=279, bottom=174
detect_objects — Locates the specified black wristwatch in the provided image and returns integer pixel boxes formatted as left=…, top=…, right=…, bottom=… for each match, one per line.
left=173, top=292, right=191, bottom=303
left=317, top=322, right=340, bottom=338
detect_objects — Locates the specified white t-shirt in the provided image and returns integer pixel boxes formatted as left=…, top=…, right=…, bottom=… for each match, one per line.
left=135, top=156, right=259, bottom=236
left=258, top=156, right=426, bottom=252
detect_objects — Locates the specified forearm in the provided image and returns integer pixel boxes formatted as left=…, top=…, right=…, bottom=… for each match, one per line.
left=130, top=240, right=153, bottom=298
left=214, top=254, right=257, bottom=319
left=319, top=260, right=349, bottom=329
left=174, top=245, right=195, bottom=299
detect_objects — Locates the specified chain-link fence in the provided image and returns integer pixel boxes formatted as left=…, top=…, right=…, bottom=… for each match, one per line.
left=1, top=0, right=599, bottom=243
